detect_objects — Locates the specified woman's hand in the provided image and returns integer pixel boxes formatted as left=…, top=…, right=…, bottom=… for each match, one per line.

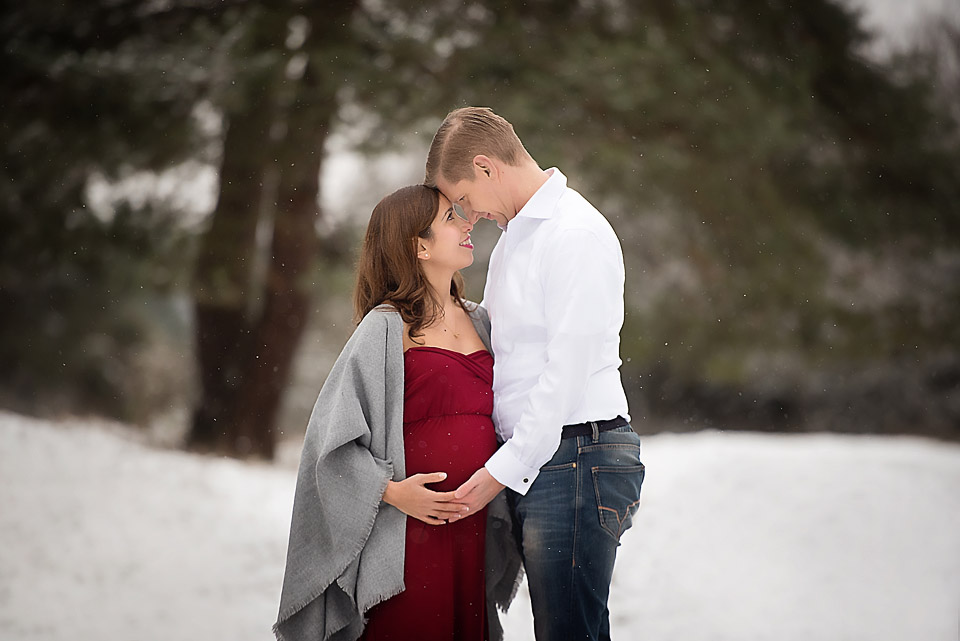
left=382, top=472, right=470, bottom=525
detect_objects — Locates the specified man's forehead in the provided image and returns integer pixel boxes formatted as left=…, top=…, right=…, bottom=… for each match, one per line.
left=449, top=180, right=473, bottom=200
left=437, top=177, right=465, bottom=198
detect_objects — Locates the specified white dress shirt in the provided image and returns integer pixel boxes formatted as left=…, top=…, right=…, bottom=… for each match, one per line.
left=482, top=168, right=630, bottom=494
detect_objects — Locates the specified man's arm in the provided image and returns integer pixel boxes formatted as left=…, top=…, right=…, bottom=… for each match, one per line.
left=451, top=228, right=623, bottom=515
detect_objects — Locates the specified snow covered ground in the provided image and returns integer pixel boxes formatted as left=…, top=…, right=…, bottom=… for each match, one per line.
left=1, top=410, right=958, bottom=641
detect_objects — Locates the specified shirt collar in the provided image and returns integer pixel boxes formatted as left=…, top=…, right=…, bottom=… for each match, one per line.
left=515, top=167, right=566, bottom=221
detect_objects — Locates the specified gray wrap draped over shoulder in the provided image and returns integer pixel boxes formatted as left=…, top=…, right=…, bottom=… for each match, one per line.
left=274, top=304, right=523, bottom=641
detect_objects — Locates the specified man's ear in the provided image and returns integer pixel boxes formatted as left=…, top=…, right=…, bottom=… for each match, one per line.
left=473, top=154, right=496, bottom=180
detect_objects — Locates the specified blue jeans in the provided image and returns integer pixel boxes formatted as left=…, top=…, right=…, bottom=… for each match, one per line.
left=507, top=424, right=645, bottom=641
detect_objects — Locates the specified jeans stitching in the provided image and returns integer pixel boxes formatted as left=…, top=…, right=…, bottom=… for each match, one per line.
left=568, top=443, right=582, bottom=624
left=580, top=443, right=642, bottom=453
left=597, top=501, right=641, bottom=538
left=572, top=443, right=582, bottom=568
left=540, top=461, right=577, bottom=472
left=592, top=464, right=644, bottom=541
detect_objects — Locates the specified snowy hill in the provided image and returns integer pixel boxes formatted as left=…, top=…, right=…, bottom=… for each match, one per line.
left=1, top=411, right=958, bottom=641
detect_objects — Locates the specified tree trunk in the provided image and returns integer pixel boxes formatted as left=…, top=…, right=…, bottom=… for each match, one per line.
left=188, top=8, right=284, bottom=452
left=223, top=41, right=339, bottom=457
left=189, top=95, right=274, bottom=451
left=226, top=148, right=326, bottom=458
left=189, top=2, right=357, bottom=459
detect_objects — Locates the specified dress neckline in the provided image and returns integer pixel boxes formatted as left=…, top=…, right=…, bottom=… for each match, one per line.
left=404, top=345, right=489, bottom=358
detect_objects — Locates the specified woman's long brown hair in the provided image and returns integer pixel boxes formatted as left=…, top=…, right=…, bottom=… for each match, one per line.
left=353, top=185, right=469, bottom=342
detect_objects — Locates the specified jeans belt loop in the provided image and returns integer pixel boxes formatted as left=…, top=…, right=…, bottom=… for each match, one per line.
left=590, top=421, right=600, bottom=443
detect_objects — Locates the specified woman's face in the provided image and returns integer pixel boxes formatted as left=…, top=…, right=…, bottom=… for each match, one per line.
left=419, top=193, right=474, bottom=272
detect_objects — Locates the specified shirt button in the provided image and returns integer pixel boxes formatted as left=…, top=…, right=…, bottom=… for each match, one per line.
left=522, top=478, right=529, bottom=484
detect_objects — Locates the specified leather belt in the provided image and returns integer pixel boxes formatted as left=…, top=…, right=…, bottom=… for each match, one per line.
left=560, top=415, right=629, bottom=439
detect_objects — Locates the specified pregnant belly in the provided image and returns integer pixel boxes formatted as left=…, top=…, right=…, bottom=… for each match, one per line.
left=403, top=415, right=497, bottom=493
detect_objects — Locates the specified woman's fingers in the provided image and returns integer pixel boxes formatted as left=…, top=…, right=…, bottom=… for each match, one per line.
left=398, top=473, right=471, bottom=525
left=433, top=503, right=469, bottom=518
left=419, top=502, right=469, bottom=525
left=413, top=472, right=448, bottom=485
left=416, top=513, right=446, bottom=526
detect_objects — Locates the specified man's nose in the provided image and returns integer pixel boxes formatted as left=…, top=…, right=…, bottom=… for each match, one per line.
left=467, top=209, right=481, bottom=225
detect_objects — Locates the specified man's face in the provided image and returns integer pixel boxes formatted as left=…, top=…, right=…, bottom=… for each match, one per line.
left=436, top=164, right=512, bottom=227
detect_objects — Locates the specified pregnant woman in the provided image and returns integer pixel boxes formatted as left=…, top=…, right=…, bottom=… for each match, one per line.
left=274, top=185, right=521, bottom=641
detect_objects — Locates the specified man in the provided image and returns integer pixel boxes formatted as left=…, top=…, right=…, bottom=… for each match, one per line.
left=425, top=107, right=645, bottom=641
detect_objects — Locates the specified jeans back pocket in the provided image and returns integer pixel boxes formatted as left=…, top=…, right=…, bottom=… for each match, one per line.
left=591, top=454, right=645, bottom=542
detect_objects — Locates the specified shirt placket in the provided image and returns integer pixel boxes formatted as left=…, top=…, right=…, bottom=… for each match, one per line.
left=492, top=224, right=525, bottom=440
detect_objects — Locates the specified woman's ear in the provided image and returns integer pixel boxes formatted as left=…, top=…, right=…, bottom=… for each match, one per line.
left=417, top=241, right=430, bottom=260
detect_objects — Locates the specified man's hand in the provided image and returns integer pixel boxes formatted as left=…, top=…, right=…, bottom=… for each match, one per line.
left=382, top=473, right=469, bottom=525
left=448, top=467, right=505, bottom=522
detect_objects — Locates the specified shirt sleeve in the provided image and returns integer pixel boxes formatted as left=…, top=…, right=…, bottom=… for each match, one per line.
left=485, top=227, right=624, bottom=493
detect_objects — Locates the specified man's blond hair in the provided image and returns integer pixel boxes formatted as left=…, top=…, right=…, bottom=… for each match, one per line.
left=425, top=107, right=531, bottom=187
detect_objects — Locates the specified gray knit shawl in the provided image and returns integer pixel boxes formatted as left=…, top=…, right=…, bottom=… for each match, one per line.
left=274, top=305, right=522, bottom=641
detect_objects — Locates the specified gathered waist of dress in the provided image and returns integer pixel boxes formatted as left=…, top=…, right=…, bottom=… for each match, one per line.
left=404, top=411, right=493, bottom=424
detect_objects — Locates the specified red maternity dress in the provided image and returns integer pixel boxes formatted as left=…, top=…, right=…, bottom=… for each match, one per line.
left=360, top=346, right=497, bottom=641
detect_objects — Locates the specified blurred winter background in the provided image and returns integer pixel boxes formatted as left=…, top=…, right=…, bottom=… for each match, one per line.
left=1, top=1, right=959, bottom=640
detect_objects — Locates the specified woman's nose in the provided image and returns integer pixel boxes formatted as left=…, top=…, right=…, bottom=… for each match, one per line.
left=460, top=216, right=473, bottom=233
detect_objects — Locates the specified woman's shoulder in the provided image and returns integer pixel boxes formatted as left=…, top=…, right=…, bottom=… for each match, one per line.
left=463, top=300, right=487, bottom=322
left=355, top=304, right=402, bottom=336
left=332, top=306, right=403, bottom=372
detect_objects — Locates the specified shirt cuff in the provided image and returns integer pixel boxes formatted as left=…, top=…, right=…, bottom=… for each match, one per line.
left=485, top=443, right=541, bottom=495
